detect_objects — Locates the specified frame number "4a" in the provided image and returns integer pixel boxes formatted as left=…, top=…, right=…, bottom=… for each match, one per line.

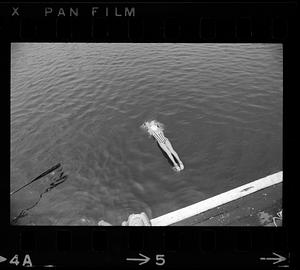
left=9, top=254, right=32, bottom=267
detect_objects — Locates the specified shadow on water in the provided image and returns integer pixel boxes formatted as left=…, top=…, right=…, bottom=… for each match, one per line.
left=156, top=141, right=180, bottom=168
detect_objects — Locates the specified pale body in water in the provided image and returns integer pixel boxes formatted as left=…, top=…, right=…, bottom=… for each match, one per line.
left=142, top=120, right=184, bottom=171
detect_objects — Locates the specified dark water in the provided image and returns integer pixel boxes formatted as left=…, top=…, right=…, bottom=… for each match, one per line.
left=10, top=43, right=282, bottom=225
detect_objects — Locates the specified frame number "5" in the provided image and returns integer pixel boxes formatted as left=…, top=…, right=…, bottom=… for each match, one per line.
left=156, top=254, right=165, bottom=266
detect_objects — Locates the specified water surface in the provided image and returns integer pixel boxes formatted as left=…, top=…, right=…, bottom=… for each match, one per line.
left=10, top=43, right=282, bottom=225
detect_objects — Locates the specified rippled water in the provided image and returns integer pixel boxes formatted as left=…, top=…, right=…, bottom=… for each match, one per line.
left=10, top=43, right=282, bottom=225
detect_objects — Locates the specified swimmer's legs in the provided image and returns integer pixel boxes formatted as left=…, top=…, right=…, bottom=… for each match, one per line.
left=159, top=142, right=181, bottom=171
left=165, top=139, right=184, bottom=170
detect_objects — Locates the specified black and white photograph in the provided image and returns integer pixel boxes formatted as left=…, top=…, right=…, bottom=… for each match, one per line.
left=10, top=43, right=282, bottom=226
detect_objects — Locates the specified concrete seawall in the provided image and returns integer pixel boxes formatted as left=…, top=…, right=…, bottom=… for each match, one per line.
left=151, top=171, right=283, bottom=226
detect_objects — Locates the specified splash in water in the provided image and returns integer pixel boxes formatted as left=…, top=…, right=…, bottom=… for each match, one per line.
left=141, top=120, right=165, bottom=137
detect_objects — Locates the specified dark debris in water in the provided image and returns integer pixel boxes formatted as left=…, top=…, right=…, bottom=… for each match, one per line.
left=11, top=164, right=68, bottom=225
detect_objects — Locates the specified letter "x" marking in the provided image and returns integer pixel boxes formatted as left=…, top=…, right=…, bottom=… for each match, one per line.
left=12, top=7, right=19, bottom=16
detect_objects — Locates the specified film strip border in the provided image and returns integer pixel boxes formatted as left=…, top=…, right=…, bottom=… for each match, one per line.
left=4, top=228, right=289, bottom=268
left=1, top=2, right=295, bottom=269
left=0, top=3, right=296, bottom=42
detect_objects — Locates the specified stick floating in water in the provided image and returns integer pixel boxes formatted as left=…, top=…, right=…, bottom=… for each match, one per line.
left=10, top=163, right=61, bottom=196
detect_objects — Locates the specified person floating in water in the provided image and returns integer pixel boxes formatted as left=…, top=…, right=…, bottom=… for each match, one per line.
left=142, top=120, right=184, bottom=172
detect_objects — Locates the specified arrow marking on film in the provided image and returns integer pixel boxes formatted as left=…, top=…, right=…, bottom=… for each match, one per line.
left=0, top=256, right=7, bottom=263
left=126, top=253, right=150, bottom=265
left=260, top=252, right=286, bottom=264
